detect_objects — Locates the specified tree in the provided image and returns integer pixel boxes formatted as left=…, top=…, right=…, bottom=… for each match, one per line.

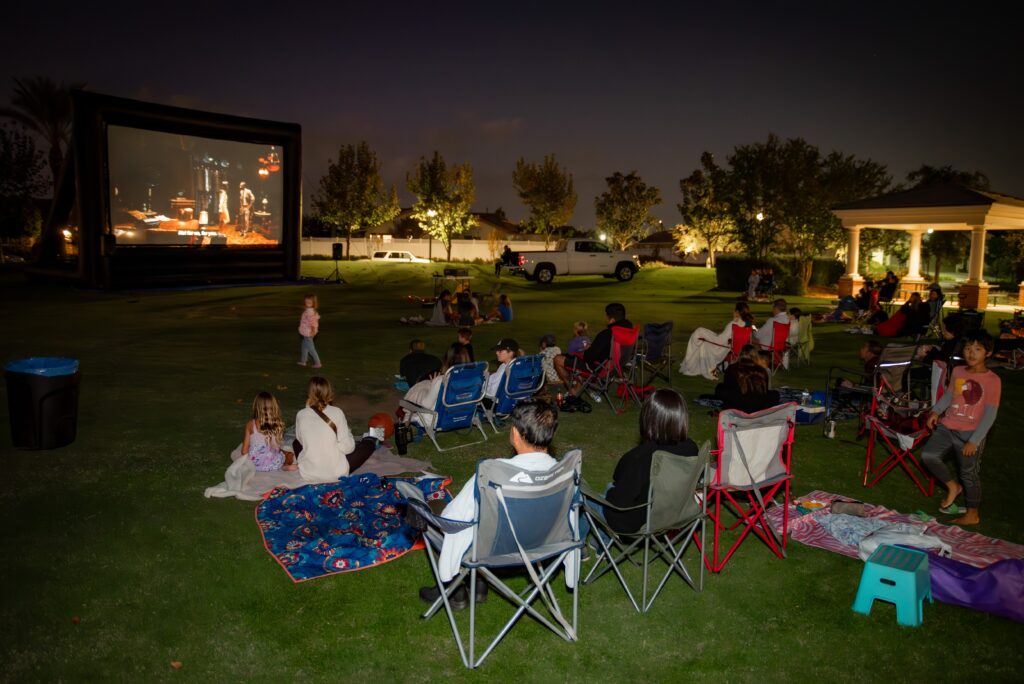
left=512, top=154, right=576, bottom=247
left=706, top=134, right=890, bottom=282
left=0, top=123, right=48, bottom=261
left=907, top=165, right=990, bottom=281
left=0, top=76, right=84, bottom=194
left=677, top=152, right=735, bottom=267
left=312, top=141, right=399, bottom=258
left=594, top=171, right=661, bottom=250
left=406, top=151, right=476, bottom=261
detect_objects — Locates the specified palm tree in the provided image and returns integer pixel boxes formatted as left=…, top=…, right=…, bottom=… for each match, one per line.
left=0, top=76, right=85, bottom=194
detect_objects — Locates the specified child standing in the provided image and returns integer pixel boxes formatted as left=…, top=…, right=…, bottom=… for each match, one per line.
left=242, top=391, right=295, bottom=471
left=922, top=329, right=1001, bottom=526
left=298, top=293, right=322, bottom=368
left=567, top=321, right=590, bottom=355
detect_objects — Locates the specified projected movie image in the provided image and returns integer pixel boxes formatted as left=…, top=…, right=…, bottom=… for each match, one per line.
left=107, top=126, right=284, bottom=247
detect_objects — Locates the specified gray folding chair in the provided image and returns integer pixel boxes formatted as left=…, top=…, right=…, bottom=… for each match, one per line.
left=581, top=442, right=710, bottom=613
left=395, top=449, right=583, bottom=669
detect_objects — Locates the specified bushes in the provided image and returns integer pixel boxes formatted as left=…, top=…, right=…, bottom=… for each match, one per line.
left=715, top=254, right=844, bottom=294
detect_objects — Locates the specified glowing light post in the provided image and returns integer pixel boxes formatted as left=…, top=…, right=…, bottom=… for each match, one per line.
left=599, top=232, right=606, bottom=242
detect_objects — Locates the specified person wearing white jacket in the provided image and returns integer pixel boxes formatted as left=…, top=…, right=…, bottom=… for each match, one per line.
left=295, top=376, right=374, bottom=482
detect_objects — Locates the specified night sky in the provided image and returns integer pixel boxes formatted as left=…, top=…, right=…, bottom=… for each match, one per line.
left=5, top=2, right=1022, bottom=229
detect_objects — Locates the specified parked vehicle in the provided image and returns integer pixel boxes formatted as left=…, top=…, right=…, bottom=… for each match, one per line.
left=370, top=250, right=430, bottom=264
left=517, top=238, right=640, bottom=283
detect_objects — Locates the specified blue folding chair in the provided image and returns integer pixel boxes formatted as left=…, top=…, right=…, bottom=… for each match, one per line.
left=400, top=362, right=489, bottom=452
left=481, top=354, right=546, bottom=432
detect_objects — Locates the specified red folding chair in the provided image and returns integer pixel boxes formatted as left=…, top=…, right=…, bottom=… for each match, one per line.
left=572, top=325, right=641, bottom=413
left=862, top=364, right=941, bottom=497
left=699, top=323, right=752, bottom=376
left=756, top=321, right=791, bottom=373
left=704, top=403, right=797, bottom=573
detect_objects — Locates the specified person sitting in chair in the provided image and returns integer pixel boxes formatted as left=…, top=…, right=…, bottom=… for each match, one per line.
left=754, top=298, right=790, bottom=348
left=399, top=339, right=442, bottom=388
left=417, top=398, right=560, bottom=610
left=553, top=302, right=633, bottom=411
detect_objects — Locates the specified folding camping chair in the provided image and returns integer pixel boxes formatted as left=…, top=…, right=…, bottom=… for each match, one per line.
left=581, top=442, right=710, bottom=613
left=572, top=325, right=642, bottom=413
left=637, top=321, right=674, bottom=386
left=395, top=450, right=583, bottom=669
left=862, top=362, right=941, bottom=496
left=399, top=361, right=489, bottom=452
left=756, top=321, right=791, bottom=374
left=480, top=354, right=546, bottom=432
left=699, top=323, right=752, bottom=377
left=791, top=317, right=814, bottom=367
left=823, top=343, right=918, bottom=433
left=705, top=403, right=797, bottom=573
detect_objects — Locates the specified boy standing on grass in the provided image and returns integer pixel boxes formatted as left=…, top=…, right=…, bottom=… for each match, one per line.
left=922, top=329, right=1001, bottom=526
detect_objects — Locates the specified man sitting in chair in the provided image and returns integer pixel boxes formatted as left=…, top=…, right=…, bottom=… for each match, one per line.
left=418, top=398, right=559, bottom=610
left=754, top=298, right=790, bottom=348
left=552, top=302, right=633, bottom=411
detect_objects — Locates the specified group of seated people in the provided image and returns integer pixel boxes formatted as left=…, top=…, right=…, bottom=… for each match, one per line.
left=427, top=289, right=513, bottom=326
left=679, top=298, right=799, bottom=380
left=746, top=268, right=776, bottom=300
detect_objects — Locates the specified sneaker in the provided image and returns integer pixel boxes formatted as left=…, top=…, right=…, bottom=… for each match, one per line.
left=312, top=364, right=322, bottom=369
left=419, top=585, right=468, bottom=611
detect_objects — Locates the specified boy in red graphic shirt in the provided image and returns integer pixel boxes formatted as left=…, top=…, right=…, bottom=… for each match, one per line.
left=922, top=329, right=1001, bottom=526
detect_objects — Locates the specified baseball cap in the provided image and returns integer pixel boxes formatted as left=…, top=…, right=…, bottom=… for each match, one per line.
left=492, top=338, right=519, bottom=352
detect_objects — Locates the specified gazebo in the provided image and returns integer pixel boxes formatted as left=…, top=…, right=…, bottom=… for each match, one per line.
left=832, top=183, right=1024, bottom=309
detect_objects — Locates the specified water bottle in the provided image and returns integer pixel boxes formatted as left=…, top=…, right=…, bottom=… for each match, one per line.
left=588, top=390, right=602, bottom=403
left=825, top=420, right=836, bottom=439
left=395, top=422, right=409, bottom=455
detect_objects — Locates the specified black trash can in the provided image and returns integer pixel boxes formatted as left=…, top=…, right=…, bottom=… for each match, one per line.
left=4, top=357, right=81, bottom=450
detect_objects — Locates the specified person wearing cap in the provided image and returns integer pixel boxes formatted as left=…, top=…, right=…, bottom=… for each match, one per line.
left=485, top=338, right=519, bottom=401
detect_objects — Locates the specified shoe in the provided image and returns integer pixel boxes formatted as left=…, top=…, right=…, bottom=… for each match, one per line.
left=312, top=364, right=322, bottom=369
left=939, top=503, right=965, bottom=515
left=296, top=362, right=307, bottom=367
left=577, top=400, right=593, bottom=413
left=419, top=585, right=468, bottom=611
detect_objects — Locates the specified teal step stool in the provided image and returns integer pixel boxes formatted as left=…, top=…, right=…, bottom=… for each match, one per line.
left=852, top=544, right=933, bottom=626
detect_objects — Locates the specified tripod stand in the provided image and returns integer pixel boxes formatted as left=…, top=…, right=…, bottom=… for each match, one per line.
left=325, top=257, right=346, bottom=284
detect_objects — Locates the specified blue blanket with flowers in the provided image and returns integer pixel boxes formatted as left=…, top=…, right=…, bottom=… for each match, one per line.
left=257, top=473, right=451, bottom=582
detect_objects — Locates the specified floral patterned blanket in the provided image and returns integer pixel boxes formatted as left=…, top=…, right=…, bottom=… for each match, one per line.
left=257, top=474, right=450, bottom=582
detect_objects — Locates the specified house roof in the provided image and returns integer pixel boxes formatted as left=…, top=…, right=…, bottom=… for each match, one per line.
left=832, top=183, right=1024, bottom=211
left=637, top=230, right=675, bottom=244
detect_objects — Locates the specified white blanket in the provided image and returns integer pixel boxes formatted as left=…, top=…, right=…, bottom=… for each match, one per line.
left=204, top=443, right=433, bottom=501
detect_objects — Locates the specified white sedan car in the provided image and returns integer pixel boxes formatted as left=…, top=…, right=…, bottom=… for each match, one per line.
left=370, top=250, right=431, bottom=263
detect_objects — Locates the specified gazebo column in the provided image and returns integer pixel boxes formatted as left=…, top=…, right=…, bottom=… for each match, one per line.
left=838, top=226, right=863, bottom=297
left=959, top=225, right=989, bottom=309
left=902, top=228, right=927, bottom=296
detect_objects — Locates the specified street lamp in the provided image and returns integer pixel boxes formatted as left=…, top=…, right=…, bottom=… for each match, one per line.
left=425, top=209, right=437, bottom=259
left=756, top=211, right=764, bottom=222
left=599, top=233, right=606, bottom=242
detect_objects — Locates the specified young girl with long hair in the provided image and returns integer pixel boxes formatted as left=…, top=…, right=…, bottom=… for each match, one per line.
left=242, top=392, right=295, bottom=471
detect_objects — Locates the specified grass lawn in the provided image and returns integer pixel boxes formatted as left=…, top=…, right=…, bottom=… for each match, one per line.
left=1, top=261, right=1022, bottom=681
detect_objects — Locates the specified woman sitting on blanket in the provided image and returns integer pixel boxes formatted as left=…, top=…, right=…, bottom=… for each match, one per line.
left=294, top=376, right=377, bottom=482
left=401, top=343, right=472, bottom=428
left=679, top=301, right=755, bottom=380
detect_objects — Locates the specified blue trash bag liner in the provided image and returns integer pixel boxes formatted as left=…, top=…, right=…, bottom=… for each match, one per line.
left=4, top=357, right=79, bottom=377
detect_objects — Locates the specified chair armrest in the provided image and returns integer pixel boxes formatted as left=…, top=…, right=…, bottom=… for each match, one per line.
left=393, top=480, right=474, bottom=535
left=580, top=479, right=647, bottom=512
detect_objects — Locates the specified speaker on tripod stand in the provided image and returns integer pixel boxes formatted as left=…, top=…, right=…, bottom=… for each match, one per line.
left=326, top=242, right=346, bottom=284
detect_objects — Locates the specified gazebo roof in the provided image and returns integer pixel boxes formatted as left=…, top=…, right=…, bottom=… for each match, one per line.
left=833, top=183, right=1024, bottom=211
left=831, top=183, right=1024, bottom=231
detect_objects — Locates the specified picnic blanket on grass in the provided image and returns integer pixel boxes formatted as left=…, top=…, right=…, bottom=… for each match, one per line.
left=257, top=474, right=451, bottom=582
left=204, top=443, right=433, bottom=501
left=765, top=490, right=1024, bottom=622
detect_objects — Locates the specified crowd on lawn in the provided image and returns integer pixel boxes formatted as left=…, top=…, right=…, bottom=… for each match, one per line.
left=232, top=287, right=1006, bottom=613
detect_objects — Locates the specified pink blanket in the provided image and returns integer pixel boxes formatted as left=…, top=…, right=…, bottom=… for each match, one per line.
left=765, top=490, right=1024, bottom=568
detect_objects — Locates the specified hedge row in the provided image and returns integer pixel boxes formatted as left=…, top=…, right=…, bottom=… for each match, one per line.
left=715, top=255, right=844, bottom=296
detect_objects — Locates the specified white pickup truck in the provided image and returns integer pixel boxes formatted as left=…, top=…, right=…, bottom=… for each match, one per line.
left=517, top=238, right=641, bottom=283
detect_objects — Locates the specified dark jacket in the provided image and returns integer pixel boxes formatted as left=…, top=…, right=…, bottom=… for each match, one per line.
left=399, top=351, right=442, bottom=386
left=604, top=439, right=699, bottom=533
left=583, top=319, right=633, bottom=366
